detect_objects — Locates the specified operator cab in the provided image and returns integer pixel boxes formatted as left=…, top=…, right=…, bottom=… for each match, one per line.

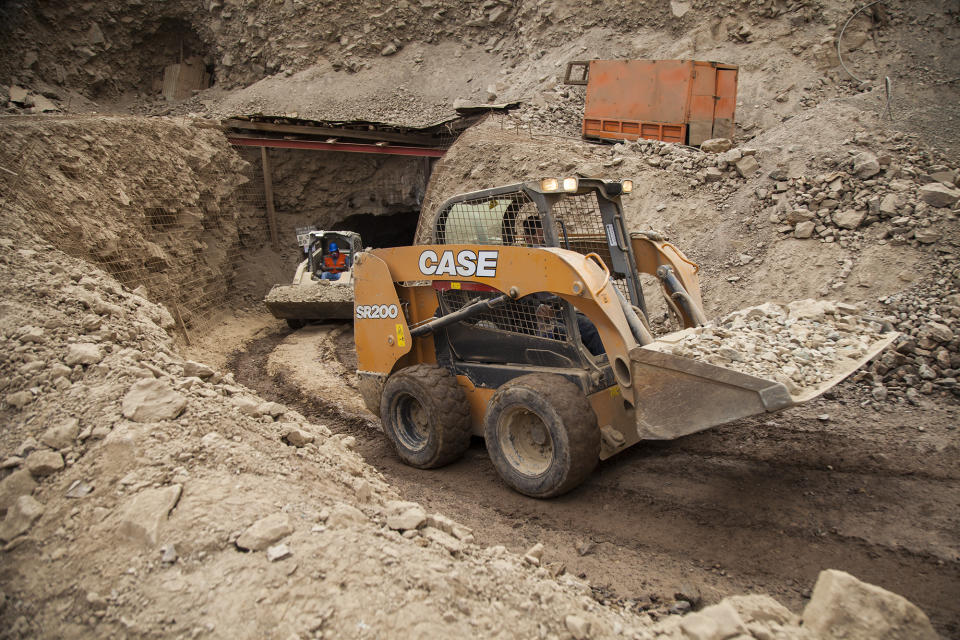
left=428, top=179, right=637, bottom=390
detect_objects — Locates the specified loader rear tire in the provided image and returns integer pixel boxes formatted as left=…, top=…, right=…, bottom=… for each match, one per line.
left=484, top=374, right=599, bottom=498
left=380, top=364, right=471, bottom=469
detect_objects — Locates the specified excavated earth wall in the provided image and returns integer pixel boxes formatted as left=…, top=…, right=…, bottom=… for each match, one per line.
left=0, top=116, right=263, bottom=331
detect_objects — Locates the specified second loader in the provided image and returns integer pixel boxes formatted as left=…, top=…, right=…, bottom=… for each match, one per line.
left=352, top=178, right=896, bottom=497
left=265, top=230, right=363, bottom=328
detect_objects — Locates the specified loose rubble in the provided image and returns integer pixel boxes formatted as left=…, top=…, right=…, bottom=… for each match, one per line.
left=650, top=299, right=892, bottom=397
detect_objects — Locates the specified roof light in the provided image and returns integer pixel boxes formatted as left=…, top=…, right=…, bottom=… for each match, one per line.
left=540, top=178, right=560, bottom=192
left=621, top=179, right=633, bottom=194
left=562, top=177, right=579, bottom=192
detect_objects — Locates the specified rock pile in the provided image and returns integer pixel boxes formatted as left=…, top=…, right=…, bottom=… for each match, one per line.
left=868, top=262, right=960, bottom=404
left=759, top=140, right=959, bottom=248
left=651, top=569, right=938, bottom=640
left=651, top=299, right=890, bottom=397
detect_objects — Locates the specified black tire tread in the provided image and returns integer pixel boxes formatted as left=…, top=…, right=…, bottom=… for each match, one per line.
left=381, top=364, right=471, bottom=468
left=487, top=373, right=599, bottom=498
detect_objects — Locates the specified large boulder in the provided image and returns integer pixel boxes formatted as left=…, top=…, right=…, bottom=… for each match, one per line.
left=0, top=469, right=37, bottom=516
left=852, top=151, right=880, bottom=178
left=794, top=221, right=815, bottom=239
left=735, top=155, right=760, bottom=178
left=40, top=418, right=80, bottom=450
left=700, top=138, right=732, bottom=153
left=802, top=569, right=938, bottom=640
left=833, top=209, right=866, bottom=230
left=121, top=379, right=187, bottom=422
left=919, top=183, right=960, bottom=208
left=116, top=484, right=183, bottom=547
left=236, top=512, right=294, bottom=551
left=25, top=450, right=64, bottom=477
left=0, top=495, right=44, bottom=542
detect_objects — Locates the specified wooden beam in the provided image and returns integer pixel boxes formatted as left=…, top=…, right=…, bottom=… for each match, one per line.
left=261, top=147, right=279, bottom=249
left=223, top=118, right=440, bottom=147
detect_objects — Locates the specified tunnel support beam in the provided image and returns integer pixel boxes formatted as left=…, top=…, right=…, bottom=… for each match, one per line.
left=260, top=147, right=279, bottom=249
left=230, top=136, right=446, bottom=158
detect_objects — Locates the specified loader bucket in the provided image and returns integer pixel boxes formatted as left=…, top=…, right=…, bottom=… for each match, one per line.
left=628, top=331, right=898, bottom=441
left=264, top=283, right=354, bottom=321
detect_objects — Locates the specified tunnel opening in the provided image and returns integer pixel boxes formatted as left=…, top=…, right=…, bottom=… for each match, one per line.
left=333, top=210, right=420, bottom=248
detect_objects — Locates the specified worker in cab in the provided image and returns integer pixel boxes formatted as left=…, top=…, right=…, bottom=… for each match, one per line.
left=320, top=242, right=349, bottom=280
left=520, top=216, right=605, bottom=356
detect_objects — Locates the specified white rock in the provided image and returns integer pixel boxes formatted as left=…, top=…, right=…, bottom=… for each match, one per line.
left=281, top=424, right=315, bottom=447
left=384, top=501, right=427, bottom=531
left=0, top=495, right=44, bottom=542
left=524, top=542, right=545, bottom=565
left=802, top=569, right=938, bottom=640
left=122, top=379, right=187, bottom=422
left=266, top=543, right=292, bottom=561
left=116, top=484, right=182, bottom=547
left=326, top=503, right=368, bottom=529
left=565, top=614, right=592, bottom=640
left=679, top=601, right=748, bottom=640
left=236, top=513, right=294, bottom=551
left=258, top=401, right=286, bottom=418
left=232, top=396, right=261, bottom=416
left=65, top=343, right=103, bottom=366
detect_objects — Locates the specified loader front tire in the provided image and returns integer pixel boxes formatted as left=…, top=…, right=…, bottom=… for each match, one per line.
left=380, top=365, right=471, bottom=469
left=286, top=318, right=306, bottom=330
left=484, top=374, right=599, bottom=498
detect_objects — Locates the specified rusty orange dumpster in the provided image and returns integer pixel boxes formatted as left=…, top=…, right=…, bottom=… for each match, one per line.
left=565, top=59, right=738, bottom=146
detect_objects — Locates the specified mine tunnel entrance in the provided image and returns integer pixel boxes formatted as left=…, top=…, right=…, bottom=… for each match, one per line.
left=333, top=210, right=420, bottom=248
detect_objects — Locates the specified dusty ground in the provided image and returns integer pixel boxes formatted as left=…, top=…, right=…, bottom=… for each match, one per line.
left=212, top=313, right=959, bottom=637
left=2, top=0, right=959, bottom=638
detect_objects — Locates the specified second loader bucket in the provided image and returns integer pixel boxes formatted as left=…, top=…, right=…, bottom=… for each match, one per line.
left=264, top=282, right=354, bottom=321
left=626, top=311, right=898, bottom=441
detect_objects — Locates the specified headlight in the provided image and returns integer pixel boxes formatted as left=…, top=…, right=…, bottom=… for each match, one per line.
left=562, top=177, right=579, bottom=192
left=540, top=178, right=560, bottom=192
left=621, top=179, right=633, bottom=194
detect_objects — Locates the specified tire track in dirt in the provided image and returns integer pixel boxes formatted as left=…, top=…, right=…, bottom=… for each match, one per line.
left=228, top=328, right=960, bottom=637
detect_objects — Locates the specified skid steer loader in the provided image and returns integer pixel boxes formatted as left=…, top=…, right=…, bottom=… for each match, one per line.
left=352, top=178, right=896, bottom=498
left=264, top=230, right=363, bottom=328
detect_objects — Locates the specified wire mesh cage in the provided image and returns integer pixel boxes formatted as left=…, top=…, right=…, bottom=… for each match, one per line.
left=438, top=288, right=569, bottom=343
left=550, top=190, right=632, bottom=301
left=435, top=190, right=541, bottom=247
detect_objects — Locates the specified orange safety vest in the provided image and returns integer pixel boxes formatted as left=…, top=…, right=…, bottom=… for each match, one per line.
left=323, top=253, right=347, bottom=273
